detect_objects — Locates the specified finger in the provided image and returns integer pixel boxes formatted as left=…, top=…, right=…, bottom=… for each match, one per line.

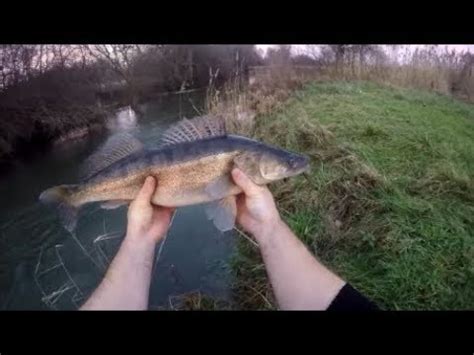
left=232, top=168, right=263, bottom=197
left=235, top=193, right=246, bottom=212
left=163, top=207, right=176, bottom=220
left=154, top=206, right=175, bottom=219
left=135, top=176, right=156, bottom=206
left=153, top=207, right=176, bottom=230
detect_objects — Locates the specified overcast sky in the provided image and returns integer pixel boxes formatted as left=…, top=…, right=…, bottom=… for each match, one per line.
left=256, top=45, right=474, bottom=57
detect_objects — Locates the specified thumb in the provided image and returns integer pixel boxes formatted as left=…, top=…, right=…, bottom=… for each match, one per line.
left=232, top=168, right=262, bottom=197
left=135, top=176, right=156, bottom=206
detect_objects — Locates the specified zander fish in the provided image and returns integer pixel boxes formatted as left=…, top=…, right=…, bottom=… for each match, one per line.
left=39, top=115, right=310, bottom=232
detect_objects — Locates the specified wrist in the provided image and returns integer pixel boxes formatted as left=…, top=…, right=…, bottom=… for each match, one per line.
left=102, top=233, right=156, bottom=287
left=254, top=217, right=286, bottom=245
left=124, top=231, right=158, bottom=251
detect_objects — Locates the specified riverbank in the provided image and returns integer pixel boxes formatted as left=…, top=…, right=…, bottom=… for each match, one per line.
left=0, top=101, right=110, bottom=165
left=194, top=80, right=473, bottom=310
left=0, top=86, right=207, bottom=168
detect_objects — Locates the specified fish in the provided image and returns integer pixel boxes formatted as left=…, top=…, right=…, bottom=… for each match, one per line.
left=39, top=115, right=310, bottom=233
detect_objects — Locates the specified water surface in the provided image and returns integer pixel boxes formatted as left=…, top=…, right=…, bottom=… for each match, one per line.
left=0, top=92, right=236, bottom=310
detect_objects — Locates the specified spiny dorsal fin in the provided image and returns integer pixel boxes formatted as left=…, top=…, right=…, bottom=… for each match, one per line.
left=80, top=132, right=144, bottom=181
left=158, top=115, right=226, bottom=147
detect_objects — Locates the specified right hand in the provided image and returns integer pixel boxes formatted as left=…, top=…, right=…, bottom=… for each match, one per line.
left=231, top=168, right=282, bottom=241
left=126, top=176, right=175, bottom=245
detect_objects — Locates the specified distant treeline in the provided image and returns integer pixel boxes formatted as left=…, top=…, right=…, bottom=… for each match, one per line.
left=0, top=45, right=263, bottom=160
left=261, top=45, right=474, bottom=101
left=1, top=45, right=473, bottom=162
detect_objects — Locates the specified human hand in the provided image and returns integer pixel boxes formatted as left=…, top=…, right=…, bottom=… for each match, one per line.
left=126, top=176, right=175, bottom=245
left=231, top=168, right=282, bottom=241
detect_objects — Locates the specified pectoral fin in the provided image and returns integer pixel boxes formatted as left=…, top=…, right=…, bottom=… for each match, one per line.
left=100, top=200, right=130, bottom=210
left=204, top=175, right=235, bottom=199
left=205, top=196, right=237, bottom=232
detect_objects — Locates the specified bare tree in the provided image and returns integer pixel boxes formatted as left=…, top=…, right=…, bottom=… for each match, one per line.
left=327, top=45, right=349, bottom=76
left=87, top=45, right=145, bottom=106
left=266, top=45, right=292, bottom=66
left=457, top=53, right=474, bottom=100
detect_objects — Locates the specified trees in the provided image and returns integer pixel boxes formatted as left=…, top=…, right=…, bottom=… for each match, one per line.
left=456, top=52, right=474, bottom=100
left=0, top=44, right=264, bottom=159
left=1, top=45, right=37, bottom=90
left=265, top=45, right=292, bottom=66
left=318, top=45, right=388, bottom=78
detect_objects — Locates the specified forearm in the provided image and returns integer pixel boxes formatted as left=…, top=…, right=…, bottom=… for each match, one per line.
left=255, top=220, right=345, bottom=310
left=80, top=235, right=156, bottom=310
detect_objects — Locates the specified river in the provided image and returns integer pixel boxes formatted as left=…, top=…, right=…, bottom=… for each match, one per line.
left=0, top=91, right=236, bottom=310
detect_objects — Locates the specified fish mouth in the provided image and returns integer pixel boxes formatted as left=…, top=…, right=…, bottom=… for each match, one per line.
left=297, top=164, right=310, bottom=176
left=290, top=155, right=310, bottom=174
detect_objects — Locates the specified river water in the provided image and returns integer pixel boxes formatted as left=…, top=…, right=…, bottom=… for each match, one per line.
left=0, top=91, right=236, bottom=310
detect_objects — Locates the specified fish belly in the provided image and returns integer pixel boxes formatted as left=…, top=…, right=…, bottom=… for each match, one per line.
left=152, top=152, right=241, bottom=207
left=74, top=170, right=149, bottom=205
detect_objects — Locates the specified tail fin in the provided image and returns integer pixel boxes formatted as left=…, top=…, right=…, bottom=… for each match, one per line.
left=39, top=184, right=80, bottom=232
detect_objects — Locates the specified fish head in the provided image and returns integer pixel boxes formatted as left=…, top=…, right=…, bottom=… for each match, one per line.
left=259, top=147, right=310, bottom=181
left=234, top=145, right=310, bottom=184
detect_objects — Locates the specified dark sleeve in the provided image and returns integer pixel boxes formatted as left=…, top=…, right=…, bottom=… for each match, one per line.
left=327, top=283, right=379, bottom=311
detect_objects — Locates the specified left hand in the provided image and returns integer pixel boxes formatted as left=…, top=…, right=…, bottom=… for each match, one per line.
left=126, top=176, right=175, bottom=244
left=231, top=168, right=282, bottom=242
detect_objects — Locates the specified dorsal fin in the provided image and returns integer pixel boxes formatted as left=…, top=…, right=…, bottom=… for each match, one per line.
left=158, top=115, right=226, bottom=147
left=80, top=132, right=144, bottom=181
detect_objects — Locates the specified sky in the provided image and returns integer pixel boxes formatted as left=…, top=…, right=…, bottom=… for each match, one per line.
left=256, top=45, right=474, bottom=57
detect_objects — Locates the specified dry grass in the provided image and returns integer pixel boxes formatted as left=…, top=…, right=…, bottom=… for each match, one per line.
left=206, top=65, right=314, bottom=138
left=153, top=290, right=233, bottom=311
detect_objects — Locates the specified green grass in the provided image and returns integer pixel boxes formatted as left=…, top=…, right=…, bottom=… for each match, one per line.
left=231, top=81, right=474, bottom=310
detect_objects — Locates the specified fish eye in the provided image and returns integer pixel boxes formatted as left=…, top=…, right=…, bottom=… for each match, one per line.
left=287, top=157, right=299, bottom=168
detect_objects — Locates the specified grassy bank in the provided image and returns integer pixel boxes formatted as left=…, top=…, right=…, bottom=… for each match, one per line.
left=231, top=81, right=474, bottom=310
